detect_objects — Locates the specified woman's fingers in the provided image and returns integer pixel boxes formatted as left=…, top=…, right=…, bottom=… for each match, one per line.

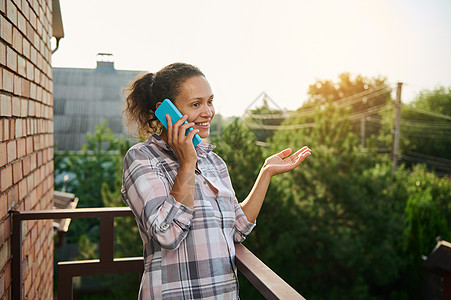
left=166, top=114, right=196, bottom=145
left=166, top=114, right=173, bottom=143
left=275, top=148, right=292, bottom=159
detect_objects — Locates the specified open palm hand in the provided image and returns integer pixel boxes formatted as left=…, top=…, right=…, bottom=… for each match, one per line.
left=263, top=147, right=311, bottom=176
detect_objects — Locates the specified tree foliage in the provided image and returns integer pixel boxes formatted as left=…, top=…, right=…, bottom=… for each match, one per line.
left=215, top=81, right=451, bottom=299
left=398, top=86, right=451, bottom=174
left=54, top=121, right=141, bottom=297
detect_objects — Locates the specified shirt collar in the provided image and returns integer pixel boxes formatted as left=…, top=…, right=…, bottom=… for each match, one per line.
left=148, top=134, right=215, bottom=159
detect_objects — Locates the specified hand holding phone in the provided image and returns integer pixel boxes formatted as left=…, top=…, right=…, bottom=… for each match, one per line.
left=155, top=99, right=202, bottom=147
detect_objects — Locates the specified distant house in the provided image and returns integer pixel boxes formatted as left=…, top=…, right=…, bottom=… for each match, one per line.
left=53, top=54, right=145, bottom=151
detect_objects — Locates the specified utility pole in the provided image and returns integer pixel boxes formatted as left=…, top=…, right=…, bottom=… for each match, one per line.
left=360, top=117, right=366, bottom=150
left=391, top=82, right=402, bottom=174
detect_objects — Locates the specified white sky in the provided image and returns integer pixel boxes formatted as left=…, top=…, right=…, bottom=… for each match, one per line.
left=52, top=0, right=451, bottom=117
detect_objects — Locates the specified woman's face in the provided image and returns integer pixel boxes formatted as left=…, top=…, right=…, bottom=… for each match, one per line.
left=173, top=76, right=215, bottom=139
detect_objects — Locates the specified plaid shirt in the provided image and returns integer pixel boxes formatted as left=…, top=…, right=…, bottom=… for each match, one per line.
left=121, top=134, right=255, bottom=299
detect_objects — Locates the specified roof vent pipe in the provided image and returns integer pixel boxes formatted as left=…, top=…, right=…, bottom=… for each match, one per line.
left=96, top=53, right=115, bottom=70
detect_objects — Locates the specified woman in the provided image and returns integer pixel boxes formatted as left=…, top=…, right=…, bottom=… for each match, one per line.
left=122, top=62, right=311, bottom=299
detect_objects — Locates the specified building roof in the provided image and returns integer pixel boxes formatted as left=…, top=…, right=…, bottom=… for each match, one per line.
left=53, top=62, right=145, bottom=151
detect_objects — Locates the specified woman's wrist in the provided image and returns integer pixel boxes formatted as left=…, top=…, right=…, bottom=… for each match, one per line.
left=261, top=164, right=275, bottom=178
left=179, top=161, right=197, bottom=172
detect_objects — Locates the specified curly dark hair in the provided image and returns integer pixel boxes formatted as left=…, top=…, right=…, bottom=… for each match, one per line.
left=123, top=63, right=205, bottom=139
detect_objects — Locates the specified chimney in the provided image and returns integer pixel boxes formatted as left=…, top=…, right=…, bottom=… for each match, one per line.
left=96, top=53, right=115, bottom=70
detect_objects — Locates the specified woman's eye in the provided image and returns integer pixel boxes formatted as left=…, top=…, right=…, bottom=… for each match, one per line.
left=193, top=103, right=199, bottom=107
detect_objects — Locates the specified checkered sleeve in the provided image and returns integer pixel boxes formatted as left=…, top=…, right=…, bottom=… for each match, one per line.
left=211, top=152, right=256, bottom=243
left=233, top=198, right=256, bottom=243
left=122, top=147, right=194, bottom=250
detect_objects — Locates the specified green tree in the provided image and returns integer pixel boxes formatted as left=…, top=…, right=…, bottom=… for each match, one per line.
left=243, top=97, right=285, bottom=143
left=216, top=99, right=450, bottom=299
left=285, top=73, right=392, bottom=146
left=399, top=86, right=451, bottom=174
left=55, top=121, right=128, bottom=244
left=55, top=121, right=142, bottom=297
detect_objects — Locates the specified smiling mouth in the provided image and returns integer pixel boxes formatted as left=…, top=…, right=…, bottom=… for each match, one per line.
left=195, top=122, right=210, bottom=126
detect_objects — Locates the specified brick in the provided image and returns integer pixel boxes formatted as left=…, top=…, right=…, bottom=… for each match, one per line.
left=0, top=273, right=4, bottom=298
left=12, top=160, right=22, bottom=183
left=26, top=136, right=33, bottom=154
left=29, top=82, right=36, bottom=99
left=18, top=177, right=26, bottom=199
left=8, top=119, right=14, bottom=139
left=2, top=68, right=13, bottom=92
left=18, top=11, right=26, bottom=34
left=29, top=5, right=36, bottom=29
left=36, top=18, right=42, bottom=37
left=22, top=155, right=30, bottom=175
left=0, top=142, right=6, bottom=166
left=30, top=46, right=36, bottom=65
left=14, top=75, right=21, bottom=95
left=11, top=96, right=20, bottom=117
left=12, top=27, right=23, bottom=54
left=21, top=0, right=28, bottom=19
left=15, top=118, right=23, bottom=137
left=7, top=183, right=17, bottom=209
left=26, top=172, right=33, bottom=192
left=0, top=193, right=7, bottom=219
left=6, top=140, right=16, bottom=163
left=20, top=98, right=27, bottom=117
left=2, top=119, right=9, bottom=141
left=0, top=15, right=12, bottom=45
left=6, top=46, right=17, bottom=72
left=34, top=68, right=40, bottom=86
left=0, top=243, right=8, bottom=272
left=0, top=165, right=12, bottom=191
left=21, top=78, right=30, bottom=97
left=0, top=215, right=10, bottom=245
left=6, top=0, right=18, bottom=26
left=17, top=55, right=26, bottom=77
left=0, top=0, right=5, bottom=13
left=4, top=262, right=11, bottom=295
left=23, top=38, right=30, bottom=60
left=0, top=95, right=12, bottom=117
left=0, top=42, right=5, bottom=65
left=17, top=137, right=25, bottom=158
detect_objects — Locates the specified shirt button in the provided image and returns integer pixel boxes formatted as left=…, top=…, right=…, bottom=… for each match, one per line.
left=161, top=223, right=169, bottom=230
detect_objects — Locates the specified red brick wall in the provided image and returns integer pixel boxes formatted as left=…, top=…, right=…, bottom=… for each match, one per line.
left=0, top=0, right=54, bottom=298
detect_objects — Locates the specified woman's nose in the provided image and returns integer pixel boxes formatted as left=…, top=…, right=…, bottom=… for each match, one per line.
left=201, top=105, right=214, bottom=117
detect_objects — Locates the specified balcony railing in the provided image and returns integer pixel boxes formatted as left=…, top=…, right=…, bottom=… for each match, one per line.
left=11, top=207, right=305, bottom=300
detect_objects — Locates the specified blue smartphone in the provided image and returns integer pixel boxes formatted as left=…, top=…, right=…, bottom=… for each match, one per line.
left=155, top=99, right=202, bottom=147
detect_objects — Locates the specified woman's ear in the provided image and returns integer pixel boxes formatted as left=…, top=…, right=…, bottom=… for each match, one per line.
left=155, top=102, right=162, bottom=110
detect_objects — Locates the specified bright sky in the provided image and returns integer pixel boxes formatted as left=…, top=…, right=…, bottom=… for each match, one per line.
left=52, top=0, right=451, bottom=117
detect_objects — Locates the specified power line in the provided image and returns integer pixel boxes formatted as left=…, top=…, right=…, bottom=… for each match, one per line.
left=401, top=132, right=451, bottom=139
left=244, top=103, right=391, bottom=131
left=400, top=154, right=451, bottom=172
left=400, top=120, right=451, bottom=129
left=402, top=105, right=451, bottom=120
left=349, top=104, right=391, bottom=120
left=243, top=121, right=316, bottom=130
left=244, top=85, right=392, bottom=120
left=405, top=151, right=451, bottom=164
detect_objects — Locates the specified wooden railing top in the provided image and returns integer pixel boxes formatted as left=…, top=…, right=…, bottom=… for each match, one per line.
left=11, top=207, right=305, bottom=300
